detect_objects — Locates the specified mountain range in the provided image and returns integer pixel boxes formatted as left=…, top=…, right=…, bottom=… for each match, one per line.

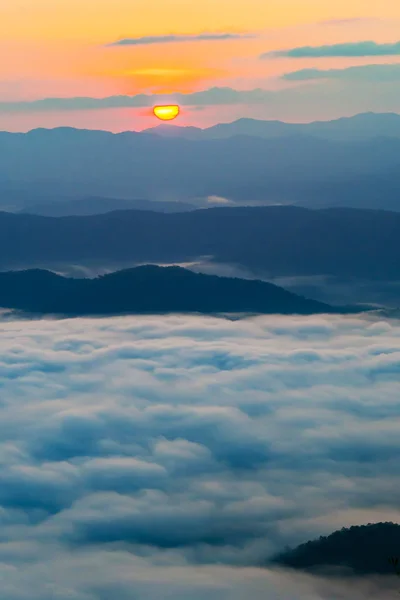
left=18, top=196, right=195, bottom=217
left=1, top=113, right=400, bottom=212
left=145, top=112, right=400, bottom=143
left=0, top=265, right=352, bottom=317
left=0, top=206, right=398, bottom=282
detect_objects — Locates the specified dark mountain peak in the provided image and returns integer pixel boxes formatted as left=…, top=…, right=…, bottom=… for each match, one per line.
left=145, top=123, right=202, bottom=135
left=99, top=264, right=191, bottom=279
left=0, top=265, right=342, bottom=317
left=269, top=521, right=400, bottom=576
left=27, top=126, right=110, bottom=136
left=338, top=111, right=400, bottom=121
left=2, top=268, right=63, bottom=279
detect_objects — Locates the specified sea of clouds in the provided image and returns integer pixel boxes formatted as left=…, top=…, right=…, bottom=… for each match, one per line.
left=1, top=312, right=400, bottom=599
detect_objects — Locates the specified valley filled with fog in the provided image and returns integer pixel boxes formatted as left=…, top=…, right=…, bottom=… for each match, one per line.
left=1, top=312, right=399, bottom=598
left=3, top=0, right=400, bottom=594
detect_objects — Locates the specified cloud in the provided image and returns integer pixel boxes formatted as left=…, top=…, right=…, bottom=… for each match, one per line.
left=206, top=195, right=234, bottom=205
left=109, top=32, right=255, bottom=46
left=262, top=40, right=400, bottom=58
left=0, top=312, right=399, bottom=597
left=0, top=550, right=392, bottom=600
left=0, top=87, right=289, bottom=113
left=318, top=17, right=380, bottom=26
left=0, top=94, right=153, bottom=112
left=2, top=73, right=400, bottom=117
left=283, top=64, right=400, bottom=81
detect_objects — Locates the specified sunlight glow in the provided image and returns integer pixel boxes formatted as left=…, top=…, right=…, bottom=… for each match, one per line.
left=153, top=104, right=180, bottom=120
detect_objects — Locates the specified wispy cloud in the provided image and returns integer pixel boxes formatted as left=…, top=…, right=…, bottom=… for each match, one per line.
left=2, top=78, right=400, bottom=118
left=318, top=17, right=379, bottom=26
left=262, top=40, right=400, bottom=58
left=109, top=32, right=255, bottom=46
left=0, top=94, right=152, bottom=112
left=0, top=87, right=277, bottom=112
left=283, top=64, right=400, bottom=81
left=207, top=195, right=234, bottom=205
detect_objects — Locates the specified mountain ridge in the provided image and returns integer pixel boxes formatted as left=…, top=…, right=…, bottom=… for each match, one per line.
left=2, top=119, right=400, bottom=209
left=0, top=206, right=398, bottom=282
left=18, top=196, right=195, bottom=216
left=0, top=264, right=356, bottom=317
left=143, top=112, right=400, bottom=141
left=15, top=111, right=400, bottom=141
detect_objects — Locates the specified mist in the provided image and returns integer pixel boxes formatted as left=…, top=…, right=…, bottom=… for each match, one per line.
left=0, top=312, right=399, bottom=598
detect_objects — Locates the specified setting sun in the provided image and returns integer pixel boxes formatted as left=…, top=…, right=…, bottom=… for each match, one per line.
left=153, top=105, right=180, bottom=121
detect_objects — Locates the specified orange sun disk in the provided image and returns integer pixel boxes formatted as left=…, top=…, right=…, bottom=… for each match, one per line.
left=153, top=105, right=180, bottom=121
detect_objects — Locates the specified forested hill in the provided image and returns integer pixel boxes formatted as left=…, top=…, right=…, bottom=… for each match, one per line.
left=269, top=522, right=400, bottom=576
left=0, top=264, right=350, bottom=316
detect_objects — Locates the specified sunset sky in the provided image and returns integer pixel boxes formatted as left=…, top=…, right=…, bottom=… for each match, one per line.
left=1, top=0, right=400, bottom=131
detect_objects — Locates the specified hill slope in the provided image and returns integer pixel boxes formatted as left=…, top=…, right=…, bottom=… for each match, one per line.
left=0, top=265, right=348, bottom=316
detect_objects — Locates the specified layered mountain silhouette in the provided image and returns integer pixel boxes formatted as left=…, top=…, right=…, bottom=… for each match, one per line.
left=0, top=265, right=357, bottom=316
left=1, top=118, right=400, bottom=210
left=269, top=522, right=400, bottom=577
left=145, top=112, right=400, bottom=142
left=19, top=196, right=195, bottom=216
left=0, top=206, right=398, bottom=282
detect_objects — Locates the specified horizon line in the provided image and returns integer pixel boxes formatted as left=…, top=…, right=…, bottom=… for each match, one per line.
left=1, top=110, right=399, bottom=136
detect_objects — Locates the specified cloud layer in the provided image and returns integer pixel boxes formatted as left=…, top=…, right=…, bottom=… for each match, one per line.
left=318, top=18, right=380, bottom=26
left=263, top=40, right=400, bottom=58
left=109, top=32, right=255, bottom=46
left=2, top=77, right=400, bottom=116
left=0, top=87, right=271, bottom=112
left=283, top=64, right=400, bottom=81
left=0, top=312, right=400, bottom=598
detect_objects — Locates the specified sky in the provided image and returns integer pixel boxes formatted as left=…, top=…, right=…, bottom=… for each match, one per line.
left=1, top=0, right=400, bottom=131
left=0, top=311, right=400, bottom=599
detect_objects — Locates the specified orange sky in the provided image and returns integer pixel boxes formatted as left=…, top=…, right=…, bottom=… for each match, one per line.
left=1, top=0, right=400, bottom=130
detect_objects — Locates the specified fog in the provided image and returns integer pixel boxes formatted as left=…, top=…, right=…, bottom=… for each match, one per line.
left=0, top=312, right=399, bottom=597
left=15, top=257, right=400, bottom=309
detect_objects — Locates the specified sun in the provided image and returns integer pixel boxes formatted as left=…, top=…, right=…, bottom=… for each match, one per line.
left=153, top=105, right=180, bottom=121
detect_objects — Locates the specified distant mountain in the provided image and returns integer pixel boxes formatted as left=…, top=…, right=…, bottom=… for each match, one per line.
left=0, top=206, right=399, bottom=283
left=269, top=522, right=400, bottom=577
left=145, top=124, right=204, bottom=140
left=1, top=125, right=400, bottom=210
left=145, top=113, right=400, bottom=143
left=291, top=167, right=400, bottom=212
left=0, top=265, right=347, bottom=316
left=19, top=196, right=195, bottom=216
left=0, top=187, right=81, bottom=212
